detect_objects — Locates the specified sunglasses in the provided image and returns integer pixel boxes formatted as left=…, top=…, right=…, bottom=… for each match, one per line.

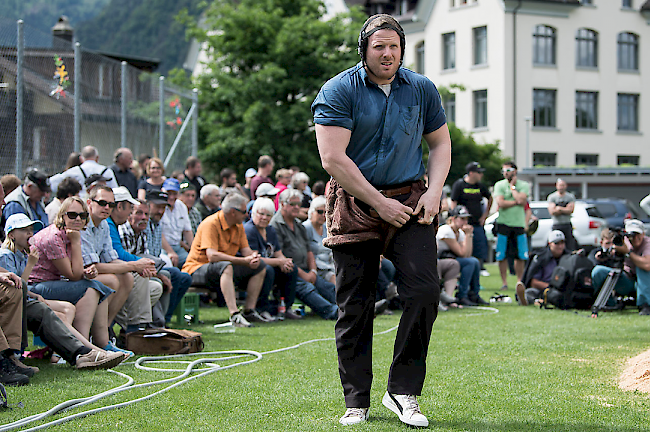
left=315, top=209, right=325, bottom=215
left=232, top=207, right=247, bottom=214
left=66, top=211, right=89, bottom=220
left=502, top=168, right=515, bottom=173
left=286, top=202, right=301, bottom=207
left=92, top=199, right=117, bottom=209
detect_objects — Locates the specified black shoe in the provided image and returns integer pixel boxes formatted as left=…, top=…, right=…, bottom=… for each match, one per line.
left=470, top=295, right=489, bottom=306
left=459, top=297, right=478, bottom=307
left=374, top=299, right=389, bottom=317
left=5, top=355, right=35, bottom=378
left=639, top=305, right=650, bottom=316
left=0, top=357, right=29, bottom=386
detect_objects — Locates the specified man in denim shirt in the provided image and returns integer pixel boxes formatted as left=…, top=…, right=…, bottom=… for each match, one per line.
left=312, top=14, right=451, bottom=427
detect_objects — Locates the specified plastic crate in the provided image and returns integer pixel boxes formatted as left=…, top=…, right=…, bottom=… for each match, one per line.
left=172, top=292, right=200, bottom=325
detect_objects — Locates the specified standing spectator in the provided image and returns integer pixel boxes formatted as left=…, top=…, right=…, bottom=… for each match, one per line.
left=179, top=182, right=202, bottom=235
left=0, top=175, right=21, bottom=197
left=302, top=197, right=335, bottom=284
left=250, top=155, right=275, bottom=199
left=137, top=154, right=151, bottom=181
left=219, top=168, right=247, bottom=198
left=183, top=156, right=206, bottom=194
left=450, top=162, right=492, bottom=275
left=494, top=161, right=530, bottom=291
left=3, top=169, right=50, bottom=234
left=45, top=177, right=82, bottom=224
left=130, top=160, right=142, bottom=181
left=49, top=146, right=117, bottom=196
left=547, top=178, right=577, bottom=251
left=110, top=148, right=138, bottom=199
left=160, top=179, right=194, bottom=268
left=641, top=194, right=650, bottom=217
left=291, top=172, right=311, bottom=221
left=273, top=169, right=292, bottom=210
left=137, top=157, right=166, bottom=200
left=290, top=166, right=312, bottom=197
left=65, top=152, right=83, bottom=170
left=243, top=168, right=257, bottom=199
left=195, top=184, right=221, bottom=220
left=182, top=194, right=268, bottom=327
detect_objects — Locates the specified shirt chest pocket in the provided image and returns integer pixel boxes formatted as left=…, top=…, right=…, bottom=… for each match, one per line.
left=398, top=105, right=420, bottom=135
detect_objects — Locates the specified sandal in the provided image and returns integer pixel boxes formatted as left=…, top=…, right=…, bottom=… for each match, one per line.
left=500, top=284, right=508, bottom=291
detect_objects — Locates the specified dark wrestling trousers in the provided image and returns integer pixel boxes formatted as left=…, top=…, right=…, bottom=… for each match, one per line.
left=332, top=211, right=440, bottom=408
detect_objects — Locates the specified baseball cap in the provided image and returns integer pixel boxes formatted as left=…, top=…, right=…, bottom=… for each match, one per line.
left=625, top=219, right=645, bottom=235
left=466, top=162, right=485, bottom=173
left=450, top=205, right=470, bottom=218
left=26, top=169, right=51, bottom=192
left=245, top=168, right=257, bottom=178
left=4, top=213, right=43, bottom=236
left=179, top=181, right=196, bottom=192
left=256, top=183, right=280, bottom=197
left=84, top=174, right=110, bottom=188
left=145, top=190, right=170, bottom=206
left=162, top=178, right=180, bottom=192
left=548, top=230, right=566, bottom=244
left=112, top=186, right=139, bottom=205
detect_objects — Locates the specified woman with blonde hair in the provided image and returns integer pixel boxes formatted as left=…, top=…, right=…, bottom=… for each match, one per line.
left=137, top=157, right=166, bottom=200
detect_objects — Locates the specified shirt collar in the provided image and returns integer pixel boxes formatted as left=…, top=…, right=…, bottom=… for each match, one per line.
left=357, top=62, right=410, bottom=88
left=216, top=210, right=231, bottom=231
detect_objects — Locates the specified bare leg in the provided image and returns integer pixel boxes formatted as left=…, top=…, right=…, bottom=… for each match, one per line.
left=244, top=267, right=266, bottom=311
left=498, top=260, right=508, bottom=287
left=72, top=289, right=100, bottom=340
left=514, top=259, right=525, bottom=282
left=219, top=265, right=238, bottom=315
left=46, top=300, right=76, bottom=324
left=90, top=299, right=110, bottom=347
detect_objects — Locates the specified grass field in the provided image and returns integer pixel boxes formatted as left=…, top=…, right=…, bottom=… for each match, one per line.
left=4, top=263, right=650, bottom=431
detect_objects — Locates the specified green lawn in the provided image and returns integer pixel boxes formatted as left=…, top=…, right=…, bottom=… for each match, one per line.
left=4, top=263, right=650, bottom=431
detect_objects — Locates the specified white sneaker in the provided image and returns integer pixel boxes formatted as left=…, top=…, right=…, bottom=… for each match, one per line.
left=480, top=269, right=490, bottom=277
left=230, top=312, right=253, bottom=327
left=339, top=408, right=369, bottom=425
left=382, top=391, right=428, bottom=427
left=259, top=311, right=276, bottom=322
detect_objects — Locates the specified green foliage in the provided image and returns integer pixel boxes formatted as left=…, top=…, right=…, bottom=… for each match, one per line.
left=3, top=0, right=109, bottom=29
left=182, top=0, right=366, bottom=182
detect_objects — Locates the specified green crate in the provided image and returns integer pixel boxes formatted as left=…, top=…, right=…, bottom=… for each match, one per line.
left=172, top=292, right=200, bottom=325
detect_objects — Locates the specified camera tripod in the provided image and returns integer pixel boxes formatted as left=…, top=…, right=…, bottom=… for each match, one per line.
left=591, top=267, right=622, bottom=318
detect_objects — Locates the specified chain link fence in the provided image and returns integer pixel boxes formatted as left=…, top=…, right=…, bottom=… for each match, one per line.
left=0, top=18, right=197, bottom=179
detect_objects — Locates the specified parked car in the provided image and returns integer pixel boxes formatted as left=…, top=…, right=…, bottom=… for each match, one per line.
left=485, top=201, right=607, bottom=255
left=581, top=198, right=650, bottom=234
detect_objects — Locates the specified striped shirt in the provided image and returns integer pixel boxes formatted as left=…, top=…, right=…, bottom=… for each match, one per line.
left=118, top=221, right=148, bottom=255
left=81, top=217, right=119, bottom=266
left=146, top=220, right=163, bottom=257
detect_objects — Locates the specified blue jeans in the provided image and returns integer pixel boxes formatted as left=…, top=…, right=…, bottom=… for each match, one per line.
left=591, top=265, right=650, bottom=306
left=170, top=244, right=189, bottom=268
left=472, top=224, right=488, bottom=262
left=456, top=256, right=481, bottom=300
left=163, top=266, right=193, bottom=322
left=295, top=275, right=338, bottom=320
left=30, top=279, right=114, bottom=304
left=258, top=264, right=298, bottom=314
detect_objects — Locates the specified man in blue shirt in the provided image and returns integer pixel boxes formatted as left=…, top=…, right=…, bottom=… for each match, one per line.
left=2, top=169, right=49, bottom=235
left=312, top=14, right=451, bottom=427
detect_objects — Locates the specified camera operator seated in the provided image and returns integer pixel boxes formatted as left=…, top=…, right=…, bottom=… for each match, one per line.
left=591, top=220, right=650, bottom=315
left=587, top=229, right=619, bottom=268
left=518, top=230, right=569, bottom=306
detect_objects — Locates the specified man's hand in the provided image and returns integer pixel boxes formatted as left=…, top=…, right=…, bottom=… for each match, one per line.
left=27, top=291, right=46, bottom=302
left=376, top=197, right=413, bottom=228
left=303, top=270, right=317, bottom=284
left=84, top=264, right=98, bottom=279
left=614, top=243, right=630, bottom=256
left=245, top=252, right=261, bottom=269
left=158, top=273, right=172, bottom=293
left=66, top=229, right=81, bottom=243
left=0, top=272, right=22, bottom=289
left=168, top=252, right=179, bottom=267
left=132, top=259, right=157, bottom=277
left=280, top=258, right=294, bottom=273
left=180, top=241, right=191, bottom=252
left=413, top=190, right=441, bottom=225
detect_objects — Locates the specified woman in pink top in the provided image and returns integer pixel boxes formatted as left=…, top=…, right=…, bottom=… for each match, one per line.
left=273, top=168, right=292, bottom=210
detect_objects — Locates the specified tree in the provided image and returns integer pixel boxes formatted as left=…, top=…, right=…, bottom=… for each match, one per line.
left=179, top=0, right=366, bottom=182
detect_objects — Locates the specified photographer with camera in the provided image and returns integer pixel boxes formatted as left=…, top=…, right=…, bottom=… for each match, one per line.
left=591, top=220, right=650, bottom=315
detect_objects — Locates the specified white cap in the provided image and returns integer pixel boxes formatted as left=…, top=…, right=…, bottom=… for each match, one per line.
left=625, top=219, right=645, bottom=235
left=4, top=213, right=43, bottom=236
left=256, top=183, right=280, bottom=197
left=112, top=186, right=139, bottom=205
left=548, top=230, right=566, bottom=244
left=245, top=168, right=257, bottom=178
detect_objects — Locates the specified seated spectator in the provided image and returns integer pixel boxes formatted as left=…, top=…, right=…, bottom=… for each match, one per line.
left=195, top=184, right=221, bottom=220
left=2, top=169, right=50, bottom=234
left=255, top=183, right=281, bottom=201
left=518, top=230, right=569, bottom=306
left=302, top=197, right=334, bottom=284
left=0, top=174, right=21, bottom=197
left=179, top=182, right=202, bottom=235
left=106, top=187, right=163, bottom=332
left=291, top=172, right=311, bottom=221
left=587, top=229, right=618, bottom=268
left=184, top=156, right=206, bottom=194
left=311, top=180, right=325, bottom=198
left=119, top=198, right=192, bottom=325
left=273, top=169, right=292, bottom=210
left=84, top=173, right=111, bottom=197
left=243, top=168, right=257, bottom=199
left=144, top=190, right=174, bottom=267
left=436, top=206, right=488, bottom=306
left=160, top=179, right=194, bottom=268
left=219, top=168, right=248, bottom=198
left=244, top=198, right=300, bottom=321
left=270, top=189, right=338, bottom=320
left=28, top=197, right=121, bottom=354
left=137, top=154, right=151, bottom=182
left=250, top=155, right=275, bottom=199
left=49, top=145, right=118, bottom=196
left=0, top=268, right=29, bottom=386
left=438, top=258, right=462, bottom=309
left=45, top=177, right=82, bottom=224
left=110, top=148, right=138, bottom=198
left=182, top=194, right=268, bottom=327
left=592, top=220, right=650, bottom=315
left=137, top=157, right=166, bottom=200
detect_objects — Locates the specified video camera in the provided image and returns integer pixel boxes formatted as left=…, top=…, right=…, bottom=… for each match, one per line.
left=598, top=227, right=631, bottom=267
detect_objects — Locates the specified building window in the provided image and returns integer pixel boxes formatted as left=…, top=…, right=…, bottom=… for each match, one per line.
left=532, top=25, right=556, bottom=65
left=416, top=42, right=425, bottom=74
left=533, top=153, right=557, bottom=167
left=618, top=155, right=639, bottom=166
left=575, top=91, right=598, bottom=129
left=444, top=93, right=456, bottom=123
left=397, top=0, right=409, bottom=15
left=617, top=32, right=638, bottom=71
left=473, top=89, right=487, bottom=128
left=533, top=89, right=556, bottom=127
left=576, top=28, right=598, bottom=67
left=576, top=154, right=598, bottom=166
left=473, top=26, right=487, bottom=65
left=443, top=32, right=455, bottom=70
left=622, top=0, right=632, bottom=8
left=617, top=93, right=639, bottom=131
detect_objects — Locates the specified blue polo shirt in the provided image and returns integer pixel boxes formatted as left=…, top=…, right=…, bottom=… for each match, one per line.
left=311, top=63, right=446, bottom=187
left=244, top=219, right=281, bottom=258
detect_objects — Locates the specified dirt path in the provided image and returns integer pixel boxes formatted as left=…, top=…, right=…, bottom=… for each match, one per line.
left=620, top=348, right=650, bottom=393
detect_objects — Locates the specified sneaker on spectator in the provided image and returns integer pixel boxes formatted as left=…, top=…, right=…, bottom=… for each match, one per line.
left=104, top=341, right=134, bottom=358
left=382, top=391, right=428, bottom=427
left=0, top=357, right=29, bottom=386
left=284, top=309, right=303, bottom=320
left=480, top=269, right=490, bottom=277
left=516, top=281, right=528, bottom=306
left=76, top=350, right=127, bottom=370
left=11, top=354, right=38, bottom=376
left=259, top=311, right=276, bottom=322
left=242, top=309, right=270, bottom=323
left=230, top=311, right=253, bottom=327
left=339, top=408, right=369, bottom=425
left=385, top=282, right=399, bottom=301
left=374, top=299, right=389, bottom=316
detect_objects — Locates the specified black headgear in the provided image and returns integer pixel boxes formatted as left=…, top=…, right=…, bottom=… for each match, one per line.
left=357, top=14, right=406, bottom=66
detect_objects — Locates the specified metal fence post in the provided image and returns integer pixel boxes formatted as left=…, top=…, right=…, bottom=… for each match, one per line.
left=159, top=76, right=165, bottom=160
left=121, top=61, right=127, bottom=149
left=74, top=42, right=81, bottom=153
left=192, top=88, right=198, bottom=157
left=16, top=20, right=24, bottom=176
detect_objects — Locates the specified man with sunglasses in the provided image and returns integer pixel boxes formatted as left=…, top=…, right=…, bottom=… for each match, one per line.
left=494, top=161, right=530, bottom=293
left=592, top=220, right=650, bottom=315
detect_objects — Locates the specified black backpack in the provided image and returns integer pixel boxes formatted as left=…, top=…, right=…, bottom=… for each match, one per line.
left=546, top=254, right=595, bottom=309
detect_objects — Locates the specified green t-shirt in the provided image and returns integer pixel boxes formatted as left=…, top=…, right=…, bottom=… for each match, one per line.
left=494, top=178, right=529, bottom=228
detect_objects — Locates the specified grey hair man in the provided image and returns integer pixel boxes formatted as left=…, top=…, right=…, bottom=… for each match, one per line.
left=196, top=184, right=221, bottom=220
